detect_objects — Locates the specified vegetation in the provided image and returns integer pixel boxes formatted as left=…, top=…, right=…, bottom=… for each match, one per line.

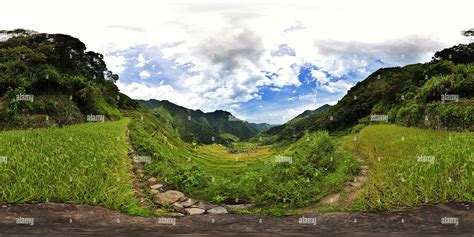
left=139, top=99, right=272, bottom=144
left=127, top=109, right=358, bottom=208
left=266, top=44, right=474, bottom=141
left=0, top=29, right=126, bottom=130
left=0, top=29, right=472, bottom=217
left=0, top=119, right=147, bottom=214
left=343, top=125, right=473, bottom=210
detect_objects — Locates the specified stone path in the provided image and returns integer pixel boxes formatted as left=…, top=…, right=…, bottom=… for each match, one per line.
left=0, top=202, right=471, bottom=236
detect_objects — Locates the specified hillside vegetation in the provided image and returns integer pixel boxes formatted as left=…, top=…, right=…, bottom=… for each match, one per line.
left=343, top=125, right=473, bottom=210
left=139, top=99, right=272, bottom=144
left=0, top=29, right=135, bottom=130
left=125, top=107, right=358, bottom=208
left=267, top=43, right=474, bottom=141
left=0, top=119, right=144, bottom=213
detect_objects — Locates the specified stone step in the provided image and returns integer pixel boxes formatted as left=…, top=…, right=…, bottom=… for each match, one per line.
left=320, top=193, right=340, bottom=204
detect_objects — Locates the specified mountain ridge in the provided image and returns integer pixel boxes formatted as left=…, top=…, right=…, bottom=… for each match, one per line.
left=139, top=99, right=273, bottom=144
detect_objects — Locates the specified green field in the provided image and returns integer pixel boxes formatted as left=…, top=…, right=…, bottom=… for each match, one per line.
left=0, top=119, right=143, bottom=213
left=2, top=114, right=471, bottom=215
left=125, top=110, right=358, bottom=208
left=343, top=125, right=474, bottom=210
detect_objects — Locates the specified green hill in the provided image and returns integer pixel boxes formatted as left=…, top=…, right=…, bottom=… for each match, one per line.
left=266, top=43, right=474, bottom=141
left=0, top=29, right=136, bottom=130
left=267, top=104, right=331, bottom=136
left=139, top=99, right=272, bottom=144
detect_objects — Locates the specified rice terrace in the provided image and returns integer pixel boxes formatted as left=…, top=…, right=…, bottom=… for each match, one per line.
left=0, top=0, right=473, bottom=236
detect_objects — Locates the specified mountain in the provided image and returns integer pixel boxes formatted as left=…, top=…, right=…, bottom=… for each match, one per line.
left=293, top=104, right=331, bottom=120
left=266, top=43, right=474, bottom=141
left=139, top=99, right=272, bottom=144
left=0, top=29, right=133, bottom=130
left=266, top=104, right=331, bottom=136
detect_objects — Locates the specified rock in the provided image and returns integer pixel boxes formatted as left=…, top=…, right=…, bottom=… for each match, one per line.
left=148, top=177, right=157, bottom=186
left=154, top=208, right=166, bottom=213
left=225, top=204, right=255, bottom=211
left=142, top=200, right=153, bottom=206
left=172, top=203, right=186, bottom=213
left=154, top=190, right=185, bottom=205
left=1, top=205, right=7, bottom=208
left=179, top=198, right=196, bottom=207
left=149, top=189, right=160, bottom=195
left=150, top=184, right=163, bottom=190
left=178, top=196, right=188, bottom=202
left=320, top=193, right=340, bottom=204
left=134, top=182, right=145, bottom=189
left=207, top=206, right=228, bottom=214
left=169, top=212, right=185, bottom=217
left=197, top=202, right=214, bottom=210
left=185, top=207, right=205, bottom=215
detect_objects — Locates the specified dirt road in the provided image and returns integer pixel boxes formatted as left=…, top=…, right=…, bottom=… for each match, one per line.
left=0, top=202, right=472, bottom=236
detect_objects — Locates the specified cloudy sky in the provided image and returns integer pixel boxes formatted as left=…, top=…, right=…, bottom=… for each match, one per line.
left=1, top=0, right=473, bottom=124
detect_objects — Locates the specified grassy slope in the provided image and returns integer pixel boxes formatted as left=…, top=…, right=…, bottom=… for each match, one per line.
left=343, top=124, right=473, bottom=210
left=125, top=108, right=358, bottom=208
left=0, top=119, right=141, bottom=212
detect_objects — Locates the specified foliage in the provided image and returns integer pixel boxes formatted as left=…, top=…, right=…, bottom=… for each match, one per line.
left=0, top=30, right=123, bottom=129
left=0, top=119, right=142, bottom=213
left=343, top=125, right=473, bottom=210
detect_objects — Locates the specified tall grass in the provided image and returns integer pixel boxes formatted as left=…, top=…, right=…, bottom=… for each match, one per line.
left=0, top=119, right=140, bottom=212
left=129, top=115, right=358, bottom=208
left=343, top=124, right=473, bottom=210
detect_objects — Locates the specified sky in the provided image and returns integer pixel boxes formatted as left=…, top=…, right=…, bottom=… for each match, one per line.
left=1, top=0, right=473, bottom=124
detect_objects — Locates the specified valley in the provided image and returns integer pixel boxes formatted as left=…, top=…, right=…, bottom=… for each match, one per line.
left=0, top=29, right=472, bottom=235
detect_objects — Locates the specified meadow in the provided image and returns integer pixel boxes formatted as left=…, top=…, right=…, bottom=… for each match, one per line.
left=0, top=119, right=144, bottom=213
left=126, top=109, right=359, bottom=209
left=343, top=124, right=474, bottom=210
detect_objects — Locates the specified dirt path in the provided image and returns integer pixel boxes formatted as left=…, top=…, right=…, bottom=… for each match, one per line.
left=299, top=156, right=370, bottom=213
left=0, top=202, right=472, bottom=236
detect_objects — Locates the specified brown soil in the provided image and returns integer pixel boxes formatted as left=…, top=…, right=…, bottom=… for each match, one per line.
left=0, top=202, right=472, bottom=236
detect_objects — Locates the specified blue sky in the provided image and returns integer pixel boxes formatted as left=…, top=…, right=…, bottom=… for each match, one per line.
left=1, top=0, right=472, bottom=124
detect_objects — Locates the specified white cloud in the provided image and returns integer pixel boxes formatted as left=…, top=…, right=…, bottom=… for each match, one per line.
left=319, top=80, right=353, bottom=94
left=139, top=70, right=151, bottom=79
left=2, top=0, right=473, bottom=123
left=135, top=54, right=150, bottom=68
left=310, top=69, right=330, bottom=84
left=104, top=55, right=126, bottom=73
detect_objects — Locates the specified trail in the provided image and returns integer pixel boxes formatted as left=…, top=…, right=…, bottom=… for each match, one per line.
left=0, top=202, right=471, bottom=236
left=299, top=155, right=369, bottom=213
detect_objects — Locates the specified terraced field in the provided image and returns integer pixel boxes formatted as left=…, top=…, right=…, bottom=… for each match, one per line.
left=193, top=143, right=274, bottom=173
left=0, top=119, right=143, bottom=213
left=343, top=125, right=474, bottom=210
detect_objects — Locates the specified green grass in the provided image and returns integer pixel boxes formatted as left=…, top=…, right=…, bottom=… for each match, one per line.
left=0, top=118, right=142, bottom=213
left=127, top=111, right=359, bottom=209
left=342, top=124, right=474, bottom=211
